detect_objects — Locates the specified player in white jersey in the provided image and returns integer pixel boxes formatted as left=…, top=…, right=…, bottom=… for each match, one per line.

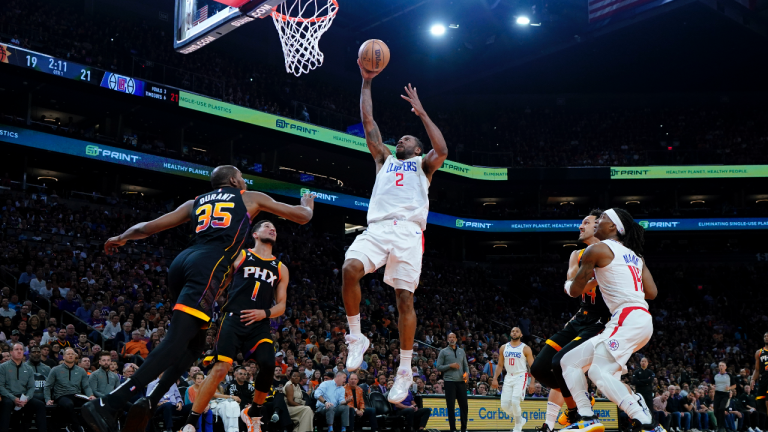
left=343, top=60, right=449, bottom=404
left=492, top=327, right=536, bottom=432
left=560, top=208, right=662, bottom=432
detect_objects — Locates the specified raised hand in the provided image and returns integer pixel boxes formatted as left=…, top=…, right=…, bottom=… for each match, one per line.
left=401, top=83, right=425, bottom=117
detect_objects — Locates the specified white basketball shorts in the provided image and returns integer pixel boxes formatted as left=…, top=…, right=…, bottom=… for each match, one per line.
left=345, top=219, right=424, bottom=292
left=590, top=305, right=652, bottom=366
left=501, top=373, right=529, bottom=403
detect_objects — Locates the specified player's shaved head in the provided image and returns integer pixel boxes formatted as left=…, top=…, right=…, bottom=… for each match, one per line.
left=211, top=165, right=241, bottom=189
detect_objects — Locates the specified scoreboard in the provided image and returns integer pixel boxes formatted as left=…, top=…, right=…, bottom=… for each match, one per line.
left=0, top=44, right=180, bottom=104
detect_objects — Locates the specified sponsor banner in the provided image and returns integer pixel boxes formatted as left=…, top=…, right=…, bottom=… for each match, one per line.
left=611, top=165, right=768, bottom=179
left=2, top=125, right=768, bottom=232
left=421, top=396, right=617, bottom=431
left=178, top=91, right=508, bottom=181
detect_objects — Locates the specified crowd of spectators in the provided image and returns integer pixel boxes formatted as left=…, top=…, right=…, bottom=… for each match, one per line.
left=3, top=0, right=768, bottom=171
left=0, top=179, right=768, bottom=431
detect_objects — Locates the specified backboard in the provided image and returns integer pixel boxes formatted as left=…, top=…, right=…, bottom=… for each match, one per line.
left=174, top=0, right=286, bottom=54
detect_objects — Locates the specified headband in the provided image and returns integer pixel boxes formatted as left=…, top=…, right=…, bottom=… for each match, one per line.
left=604, top=209, right=626, bottom=235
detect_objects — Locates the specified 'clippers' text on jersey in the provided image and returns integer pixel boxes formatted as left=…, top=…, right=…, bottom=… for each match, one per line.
left=368, top=155, right=430, bottom=230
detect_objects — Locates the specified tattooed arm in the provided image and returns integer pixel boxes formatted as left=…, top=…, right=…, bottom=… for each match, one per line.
left=359, top=60, right=390, bottom=173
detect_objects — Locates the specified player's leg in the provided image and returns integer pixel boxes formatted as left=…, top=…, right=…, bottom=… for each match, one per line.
left=244, top=340, right=278, bottom=430
left=343, top=226, right=388, bottom=371
left=560, top=339, right=597, bottom=419
left=510, top=375, right=527, bottom=431
left=587, top=343, right=652, bottom=424
left=82, top=310, right=207, bottom=432
left=553, top=326, right=603, bottom=424
left=184, top=362, right=232, bottom=430
left=535, top=325, right=580, bottom=429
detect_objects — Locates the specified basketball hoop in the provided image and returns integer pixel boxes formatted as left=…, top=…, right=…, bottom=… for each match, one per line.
left=271, top=0, right=338, bottom=76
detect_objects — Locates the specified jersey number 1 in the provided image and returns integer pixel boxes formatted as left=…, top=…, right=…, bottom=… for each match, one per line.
left=628, top=266, right=644, bottom=292
left=395, top=173, right=404, bottom=186
left=196, top=202, right=235, bottom=233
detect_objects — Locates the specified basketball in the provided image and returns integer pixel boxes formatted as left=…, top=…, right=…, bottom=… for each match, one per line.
left=358, top=39, right=390, bottom=73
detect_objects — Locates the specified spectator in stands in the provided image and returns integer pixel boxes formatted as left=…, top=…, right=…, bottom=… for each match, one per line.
left=112, top=319, right=132, bottom=349
left=121, top=330, right=149, bottom=364
left=64, top=324, right=78, bottom=346
left=346, top=372, right=376, bottom=432
left=17, top=266, right=34, bottom=287
left=285, top=370, right=314, bottom=431
left=79, top=356, right=92, bottom=373
left=183, top=371, right=214, bottom=432
left=315, top=371, right=350, bottom=431
left=8, top=296, right=20, bottom=312
left=75, top=298, right=93, bottom=323
left=26, top=346, right=51, bottom=376
left=0, top=299, right=15, bottom=319
left=149, top=371, right=185, bottom=432
left=29, top=271, right=46, bottom=297
left=90, top=351, right=119, bottom=399
left=0, top=343, right=47, bottom=432
left=390, top=386, right=431, bottom=432
left=45, top=347, right=95, bottom=432
left=59, top=291, right=80, bottom=314
left=39, top=345, right=57, bottom=368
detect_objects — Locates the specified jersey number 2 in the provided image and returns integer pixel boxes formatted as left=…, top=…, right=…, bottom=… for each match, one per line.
left=196, top=202, right=235, bottom=233
left=395, top=173, right=404, bottom=186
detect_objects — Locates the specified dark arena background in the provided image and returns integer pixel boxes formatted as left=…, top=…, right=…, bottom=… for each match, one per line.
left=2, top=0, right=768, bottom=431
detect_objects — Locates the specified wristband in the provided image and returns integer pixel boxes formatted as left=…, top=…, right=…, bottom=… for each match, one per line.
left=564, top=280, right=573, bottom=295
left=264, top=308, right=271, bottom=318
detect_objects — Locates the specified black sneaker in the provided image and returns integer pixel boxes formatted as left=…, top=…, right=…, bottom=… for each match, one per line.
left=121, top=397, right=152, bottom=432
left=537, top=423, right=554, bottom=432
left=81, top=398, right=120, bottom=432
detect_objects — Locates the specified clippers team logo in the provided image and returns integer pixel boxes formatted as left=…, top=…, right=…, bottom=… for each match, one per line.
left=108, top=74, right=136, bottom=93
left=608, top=339, right=620, bottom=351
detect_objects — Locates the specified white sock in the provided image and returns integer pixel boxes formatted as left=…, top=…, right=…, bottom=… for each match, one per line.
left=546, top=402, right=560, bottom=429
left=347, top=314, right=361, bottom=335
left=399, top=349, right=413, bottom=373
left=619, top=394, right=653, bottom=424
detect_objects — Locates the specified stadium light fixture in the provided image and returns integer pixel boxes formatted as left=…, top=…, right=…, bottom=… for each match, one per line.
left=430, top=24, right=446, bottom=36
left=626, top=200, right=640, bottom=204
left=516, top=16, right=530, bottom=25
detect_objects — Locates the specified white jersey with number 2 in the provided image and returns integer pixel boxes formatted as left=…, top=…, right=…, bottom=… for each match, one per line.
left=367, top=155, right=430, bottom=230
left=593, top=239, right=648, bottom=314
left=502, top=342, right=528, bottom=379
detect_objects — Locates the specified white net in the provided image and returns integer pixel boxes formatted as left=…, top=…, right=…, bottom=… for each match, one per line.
left=271, top=0, right=338, bottom=76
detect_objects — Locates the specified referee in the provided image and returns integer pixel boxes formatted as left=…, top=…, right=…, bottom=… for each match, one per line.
left=437, top=333, right=469, bottom=432
left=714, top=361, right=736, bottom=431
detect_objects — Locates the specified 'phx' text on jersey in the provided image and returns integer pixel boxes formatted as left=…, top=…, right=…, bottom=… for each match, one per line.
left=170, top=187, right=251, bottom=322
left=223, top=249, right=283, bottom=316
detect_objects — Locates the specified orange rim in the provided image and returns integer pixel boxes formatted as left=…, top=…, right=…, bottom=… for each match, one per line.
left=272, top=0, right=338, bottom=23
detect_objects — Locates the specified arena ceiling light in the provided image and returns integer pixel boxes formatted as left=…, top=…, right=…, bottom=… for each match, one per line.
left=430, top=24, right=446, bottom=36
left=690, top=199, right=706, bottom=204
left=37, top=176, right=58, bottom=181
left=516, top=16, right=530, bottom=25
left=493, top=244, right=507, bottom=248
left=626, top=200, right=640, bottom=204
left=563, top=244, right=577, bottom=247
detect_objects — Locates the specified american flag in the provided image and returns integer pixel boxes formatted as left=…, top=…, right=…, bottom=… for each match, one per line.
left=193, top=5, right=209, bottom=26
left=588, top=0, right=654, bottom=22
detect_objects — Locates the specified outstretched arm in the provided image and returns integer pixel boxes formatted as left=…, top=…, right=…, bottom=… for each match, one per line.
left=105, top=200, right=194, bottom=254
left=359, top=59, right=390, bottom=169
left=401, top=84, right=447, bottom=179
left=247, top=191, right=314, bottom=225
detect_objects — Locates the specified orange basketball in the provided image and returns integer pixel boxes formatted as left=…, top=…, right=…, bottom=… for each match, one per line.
left=358, top=39, right=390, bottom=73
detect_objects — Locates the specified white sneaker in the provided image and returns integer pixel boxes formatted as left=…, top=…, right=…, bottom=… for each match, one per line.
left=748, top=428, right=755, bottom=432
left=240, top=408, right=262, bottom=432
left=345, top=334, right=370, bottom=371
left=514, top=416, right=527, bottom=432
left=179, top=425, right=196, bottom=432
left=387, top=369, right=413, bottom=403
